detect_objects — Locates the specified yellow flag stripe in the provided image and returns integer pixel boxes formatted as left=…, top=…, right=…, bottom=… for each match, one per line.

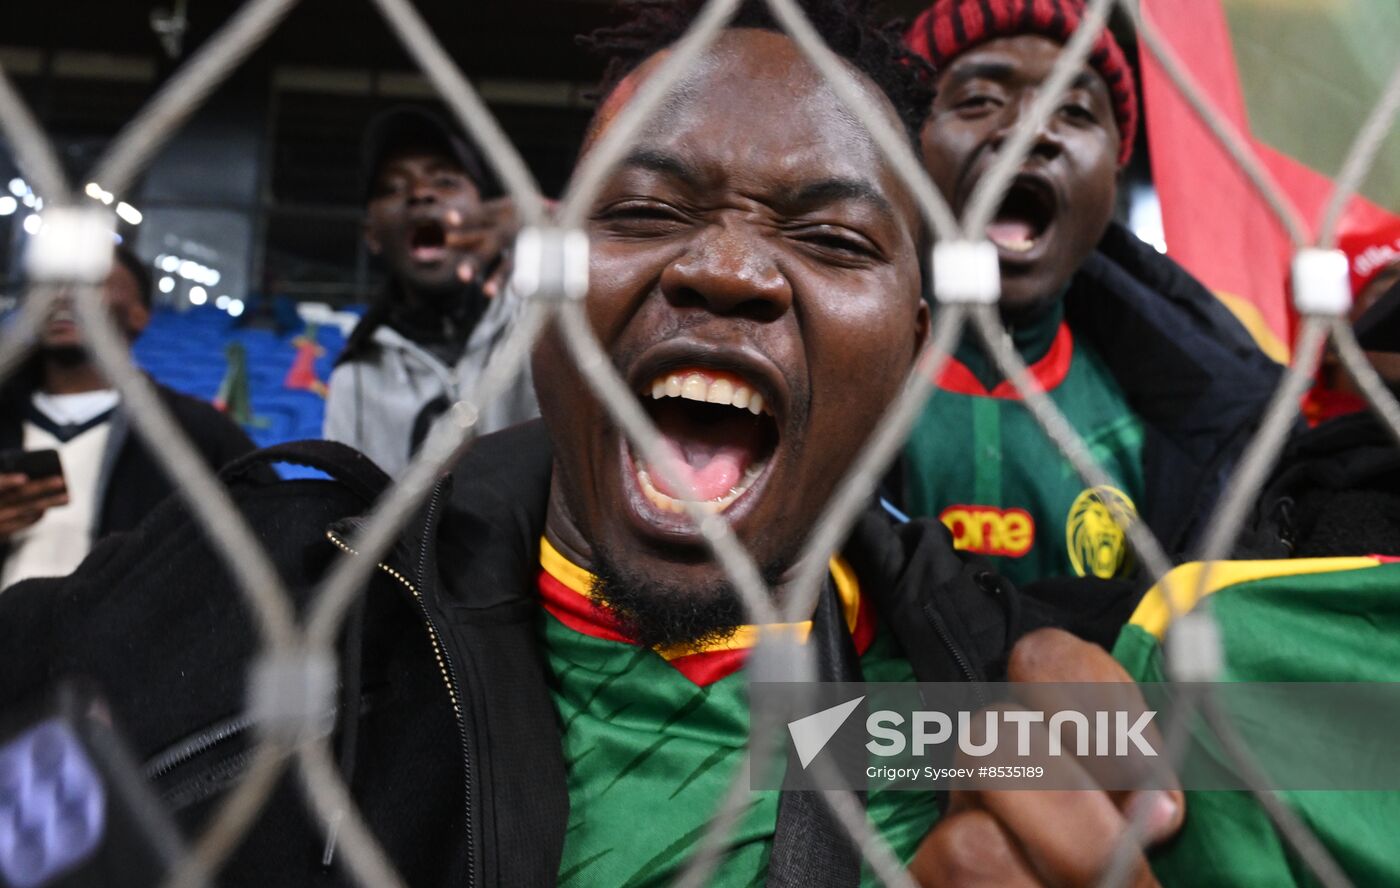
left=1130, top=557, right=1379, bottom=639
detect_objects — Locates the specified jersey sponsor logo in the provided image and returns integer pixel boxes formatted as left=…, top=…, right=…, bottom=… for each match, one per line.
left=939, top=505, right=1035, bottom=558
left=1066, top=486, right=1138, bottom=579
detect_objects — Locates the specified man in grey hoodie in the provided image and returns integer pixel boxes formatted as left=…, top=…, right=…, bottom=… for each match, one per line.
left=323, top=106, right=538, bottom=476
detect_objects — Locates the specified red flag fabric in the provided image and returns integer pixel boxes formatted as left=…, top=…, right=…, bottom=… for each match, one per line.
left=1140, top=0, right=1400, bottom=365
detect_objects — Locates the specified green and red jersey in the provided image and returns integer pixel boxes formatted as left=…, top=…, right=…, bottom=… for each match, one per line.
left=1115, top=556, right=1400, bottom=886
left=537, top=538, right=938, bottom=887
left=903, top=306, right=1146, bottom=586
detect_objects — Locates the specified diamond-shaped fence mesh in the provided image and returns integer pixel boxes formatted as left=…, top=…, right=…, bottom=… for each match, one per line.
left=1, top=0, right=1398, bottom=886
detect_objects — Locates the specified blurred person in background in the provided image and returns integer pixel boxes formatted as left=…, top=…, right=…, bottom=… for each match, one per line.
left=0, top=246, right=257, bottom=588
left=1243, top=274, right=1400, bottom=560
left=323, top=107, right=539, bottom=477
left=896, top=0, right=1281, bottom=588
left=1304, top=217, right=1400, bottom=424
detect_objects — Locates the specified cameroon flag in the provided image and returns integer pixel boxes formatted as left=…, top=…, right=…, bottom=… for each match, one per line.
left=1141, top=0, right=1400, bottom=363
left=1115, top=557, right=1400, bottom=885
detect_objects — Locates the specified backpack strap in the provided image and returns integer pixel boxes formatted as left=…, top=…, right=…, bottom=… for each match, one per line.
left=220, top=440, right=392, bottom=505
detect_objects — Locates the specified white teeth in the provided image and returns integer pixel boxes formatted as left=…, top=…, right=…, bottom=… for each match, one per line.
left=707, top=378, right=733, bottom=404
left=681, top=373, right=708, bottom=402
left=992, top=236, right=1036, bottom=253
left=643, top=371, right=773, bottom=416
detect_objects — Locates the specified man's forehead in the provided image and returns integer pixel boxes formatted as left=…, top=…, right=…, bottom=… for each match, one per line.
left=596, top=30, right=897, bottom=142
left=375, top=146, right=463, bottom=176
left=616, top=136, right=894, bottom=213
left=943, top=35, right=1110, bottom=95
left=593, top=32, right=900, bottom=196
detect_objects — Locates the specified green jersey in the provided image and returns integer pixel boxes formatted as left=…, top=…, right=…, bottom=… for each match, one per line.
left=1115, top=556, right=1400, bottom=886
left=903, top=305, right=1146, bottom=586
left=537, top=539, right=938, bottom=887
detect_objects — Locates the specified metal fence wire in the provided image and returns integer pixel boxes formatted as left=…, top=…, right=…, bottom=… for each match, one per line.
left=2, top=0, right=1400, bottom=886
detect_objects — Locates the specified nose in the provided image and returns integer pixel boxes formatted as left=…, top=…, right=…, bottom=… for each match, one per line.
left=659, top=223, right=792, bottom=321
left=406, top=174, right=438, bottom=206
left=989, top=93, right=1063, bottom=164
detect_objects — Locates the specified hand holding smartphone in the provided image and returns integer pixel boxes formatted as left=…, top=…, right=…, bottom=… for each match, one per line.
left=0, top=449, right=64, bottom=482
left=0, top=450, right=69, bottom=539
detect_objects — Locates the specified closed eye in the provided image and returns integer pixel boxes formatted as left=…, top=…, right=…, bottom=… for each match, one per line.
left=594, top=200, right=692, bottom=236
left=791, top=225, right=881, bottom=264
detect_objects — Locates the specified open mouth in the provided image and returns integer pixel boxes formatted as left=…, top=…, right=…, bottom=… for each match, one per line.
left=409, top=220, right=447, bottom=262
left=629, top=368, right=779, bottom=517
left=43, top=305, right=76, bottom=333
left=985, top=176, right=1056, bottom=256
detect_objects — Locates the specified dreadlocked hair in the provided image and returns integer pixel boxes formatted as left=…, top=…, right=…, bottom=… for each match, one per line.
left=581, top=0, right=935, bottom=140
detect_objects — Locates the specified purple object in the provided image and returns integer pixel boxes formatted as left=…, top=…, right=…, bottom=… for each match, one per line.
left=0, top=720, right=106, bottom=888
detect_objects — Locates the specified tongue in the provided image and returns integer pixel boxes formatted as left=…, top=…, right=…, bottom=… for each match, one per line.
left=987, top=219, right=1036, bottom=245
left=644, top=401, right=767, bottom=502
left=651, top=439, right=749, bottom=501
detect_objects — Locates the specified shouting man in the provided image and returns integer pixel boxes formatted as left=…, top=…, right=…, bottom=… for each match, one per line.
left=899, top=0, right=1281, bottom=586
left=324, top=107, right=538, bottom=476
left=0, top=1, right=1181, bottom=886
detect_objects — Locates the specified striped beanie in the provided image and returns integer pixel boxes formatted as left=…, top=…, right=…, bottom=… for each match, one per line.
left=905, top=0, right=1138, bottom=166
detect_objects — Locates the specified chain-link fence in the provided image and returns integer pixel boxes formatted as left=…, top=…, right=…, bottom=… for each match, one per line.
left=3, top=0, right=1399, bottom=886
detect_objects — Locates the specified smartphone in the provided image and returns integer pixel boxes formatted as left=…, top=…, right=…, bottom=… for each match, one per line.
left=0, top=685, right=186, bottom=888
left=0, top=449, right=64, bottom=483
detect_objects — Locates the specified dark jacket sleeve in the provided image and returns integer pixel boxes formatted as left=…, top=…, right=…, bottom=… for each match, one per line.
left=846, top=509, right=1036, bottom=681
left=845, top=507, right=1141, bottom=678
left=1069, top=224, right=1286, bottom=556
left=97, top=386, right=266, bottom=536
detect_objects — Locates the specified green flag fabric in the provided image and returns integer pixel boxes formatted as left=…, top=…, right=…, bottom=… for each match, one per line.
left=1114, top=557, right=1400, bottom=886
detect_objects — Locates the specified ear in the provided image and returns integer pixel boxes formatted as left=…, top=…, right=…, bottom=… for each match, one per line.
left=363, top=219, right=382, bottom=256
left=125, top=302, right=151, bottom=341
left=913, top=299, right=931, bottom=357
left=917, top=113, right=938, bottom=161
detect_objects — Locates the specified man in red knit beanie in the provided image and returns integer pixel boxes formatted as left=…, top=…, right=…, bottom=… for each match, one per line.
left=898, top=0, right=1282, bottom=590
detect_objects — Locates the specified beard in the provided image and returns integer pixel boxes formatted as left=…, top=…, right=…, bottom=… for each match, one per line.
left=40, top=344, right=89, bottom=367
left=589, top=547, right=786, bottom=651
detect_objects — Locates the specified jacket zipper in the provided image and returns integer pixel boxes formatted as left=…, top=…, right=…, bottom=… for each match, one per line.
left=325, top=519, right=475, bottom=888
left=143, top=714, right=255, bottom=781
left=923, top=602, right=987, bottom=708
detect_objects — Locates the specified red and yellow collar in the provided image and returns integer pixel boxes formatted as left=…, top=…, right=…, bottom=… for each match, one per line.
left=936, top=321, right=1073, bottom=399
left=538, top=537, right=875, bottom=686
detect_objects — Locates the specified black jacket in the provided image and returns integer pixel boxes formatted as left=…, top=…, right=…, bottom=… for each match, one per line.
left=0, top=366, right=259, bottom=544
left=0, top=422, right=1112, bottom=886
left=1238, top=410, right=1400, bottom=558
left=1064, top=223, right=1283, bottom=557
